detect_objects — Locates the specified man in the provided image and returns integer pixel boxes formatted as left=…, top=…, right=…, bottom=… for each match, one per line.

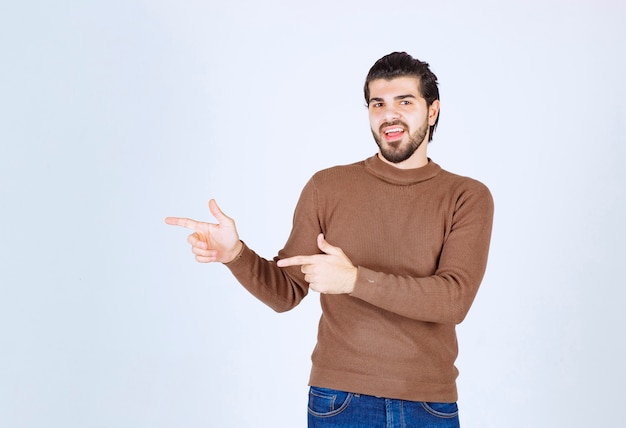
left=166, top=52, right=494, bottom=427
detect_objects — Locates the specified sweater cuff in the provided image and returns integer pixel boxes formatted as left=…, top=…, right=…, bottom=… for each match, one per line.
left=223, top=240, right=247, bottom=267
left=350, top=266, right=380, bottom=299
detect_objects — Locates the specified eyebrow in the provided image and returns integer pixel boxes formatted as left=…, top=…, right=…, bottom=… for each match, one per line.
left=368, top=94, right=418, bottom=104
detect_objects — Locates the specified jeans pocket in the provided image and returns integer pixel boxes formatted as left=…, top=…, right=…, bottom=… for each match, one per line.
left=308, top=386, right=354, bottom=417
left=421, top=401, right=459, bottom=418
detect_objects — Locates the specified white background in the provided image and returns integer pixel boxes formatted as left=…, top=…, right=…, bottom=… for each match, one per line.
left=1, top=0, right=625, bottom=427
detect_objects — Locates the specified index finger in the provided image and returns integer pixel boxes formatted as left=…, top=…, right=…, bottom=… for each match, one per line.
left=164, top=216, right=202, bottom=230
left=276, top=255, right=316, bottom=268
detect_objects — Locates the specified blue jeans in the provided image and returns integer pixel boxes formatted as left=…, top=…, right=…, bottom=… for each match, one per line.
left=308, top=386, right=460, bottom=428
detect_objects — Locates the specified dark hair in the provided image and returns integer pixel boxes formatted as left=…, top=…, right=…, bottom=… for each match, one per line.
left=364, top=52, right=440, bottom=142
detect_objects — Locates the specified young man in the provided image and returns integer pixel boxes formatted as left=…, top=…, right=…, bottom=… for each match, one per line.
left=166, top=52, right=494, bottom=427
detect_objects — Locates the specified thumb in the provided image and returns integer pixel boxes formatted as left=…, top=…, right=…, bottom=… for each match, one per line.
left=317, top=233, right=342, bottom=256
left=208, top=199, right=232, bottom=224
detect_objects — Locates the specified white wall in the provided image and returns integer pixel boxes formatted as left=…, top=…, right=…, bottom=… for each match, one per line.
left=1, top=0, right=624, bottom=427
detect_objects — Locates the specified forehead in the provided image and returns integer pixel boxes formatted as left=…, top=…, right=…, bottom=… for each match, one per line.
left=368, top=76, right=422, bottom=99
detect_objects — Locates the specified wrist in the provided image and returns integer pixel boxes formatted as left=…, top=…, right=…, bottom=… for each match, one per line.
left=347, top=267, right=357, bottom=293
left=224, top=240, right=244, bottom=264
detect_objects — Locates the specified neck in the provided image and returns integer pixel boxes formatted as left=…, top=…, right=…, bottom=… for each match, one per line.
left=378, top=143, right=428, bottom=170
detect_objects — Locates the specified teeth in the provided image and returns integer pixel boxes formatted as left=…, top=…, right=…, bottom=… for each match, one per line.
left=385, top=128, right=403, bottom=135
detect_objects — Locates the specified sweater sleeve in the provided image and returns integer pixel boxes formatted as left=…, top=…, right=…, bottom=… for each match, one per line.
left=223, top=178, right=322, bottom=313
left=223, top=242, right=309, bottom=312
left=350, top=182, right=494, bottom=325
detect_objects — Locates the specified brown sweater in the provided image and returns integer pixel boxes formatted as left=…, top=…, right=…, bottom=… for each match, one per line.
left=225, top=154, right=494, bottom=402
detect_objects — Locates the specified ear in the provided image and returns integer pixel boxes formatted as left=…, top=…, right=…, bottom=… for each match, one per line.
left=428, top=99, right=440, bottom=126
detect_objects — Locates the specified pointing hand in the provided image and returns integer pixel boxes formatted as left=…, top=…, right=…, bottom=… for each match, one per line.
left=165, top=199, right=243, bottom=263
left=277, top=234, right=357, bottom=294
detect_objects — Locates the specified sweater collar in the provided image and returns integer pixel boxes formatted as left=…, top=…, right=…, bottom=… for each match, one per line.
left=363, top=154, right=441, bottom=185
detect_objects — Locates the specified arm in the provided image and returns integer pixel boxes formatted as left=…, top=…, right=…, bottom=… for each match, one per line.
left=278, top=183, right=494, bottom=325
left=351, top=184, right=494, bottom=325
left=165, top=199, right=310, bottom=312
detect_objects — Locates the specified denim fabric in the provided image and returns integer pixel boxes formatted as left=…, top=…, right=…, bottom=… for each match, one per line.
left=308, top=386, right=460, bottom=428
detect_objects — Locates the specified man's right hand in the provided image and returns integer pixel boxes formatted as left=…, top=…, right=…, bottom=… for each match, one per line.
left=165, top=199, right=243, bottom=264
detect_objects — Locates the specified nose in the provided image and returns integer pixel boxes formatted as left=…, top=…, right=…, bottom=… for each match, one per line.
left=382, top=105, right=399, bottom=122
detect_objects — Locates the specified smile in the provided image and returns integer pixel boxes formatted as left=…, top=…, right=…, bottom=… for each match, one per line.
left=382, top=126, right=405, bottom=142
left=384, top=127, right=404, bottom=135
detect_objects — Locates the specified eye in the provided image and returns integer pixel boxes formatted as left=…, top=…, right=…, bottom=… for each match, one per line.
left=370, top=102, right=383, bottom=108
left=400, top=100, right=411, bottom=105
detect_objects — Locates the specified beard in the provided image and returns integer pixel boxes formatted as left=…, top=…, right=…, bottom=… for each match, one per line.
left=372, top=118, right=429, bottom=164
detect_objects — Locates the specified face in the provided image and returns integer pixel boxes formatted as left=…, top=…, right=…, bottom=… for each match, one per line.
left=367, top=76, right=439, bottom=167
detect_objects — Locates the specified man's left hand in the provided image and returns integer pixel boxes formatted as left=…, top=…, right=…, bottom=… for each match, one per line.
left=277, top=234, right=357, bottom=294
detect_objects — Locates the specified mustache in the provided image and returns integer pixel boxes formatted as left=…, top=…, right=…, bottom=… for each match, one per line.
left=379, top=120, right=408, bottom=132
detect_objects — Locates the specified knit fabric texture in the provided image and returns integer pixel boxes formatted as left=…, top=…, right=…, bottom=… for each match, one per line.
left=225, top=154, right=494, bottom=402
